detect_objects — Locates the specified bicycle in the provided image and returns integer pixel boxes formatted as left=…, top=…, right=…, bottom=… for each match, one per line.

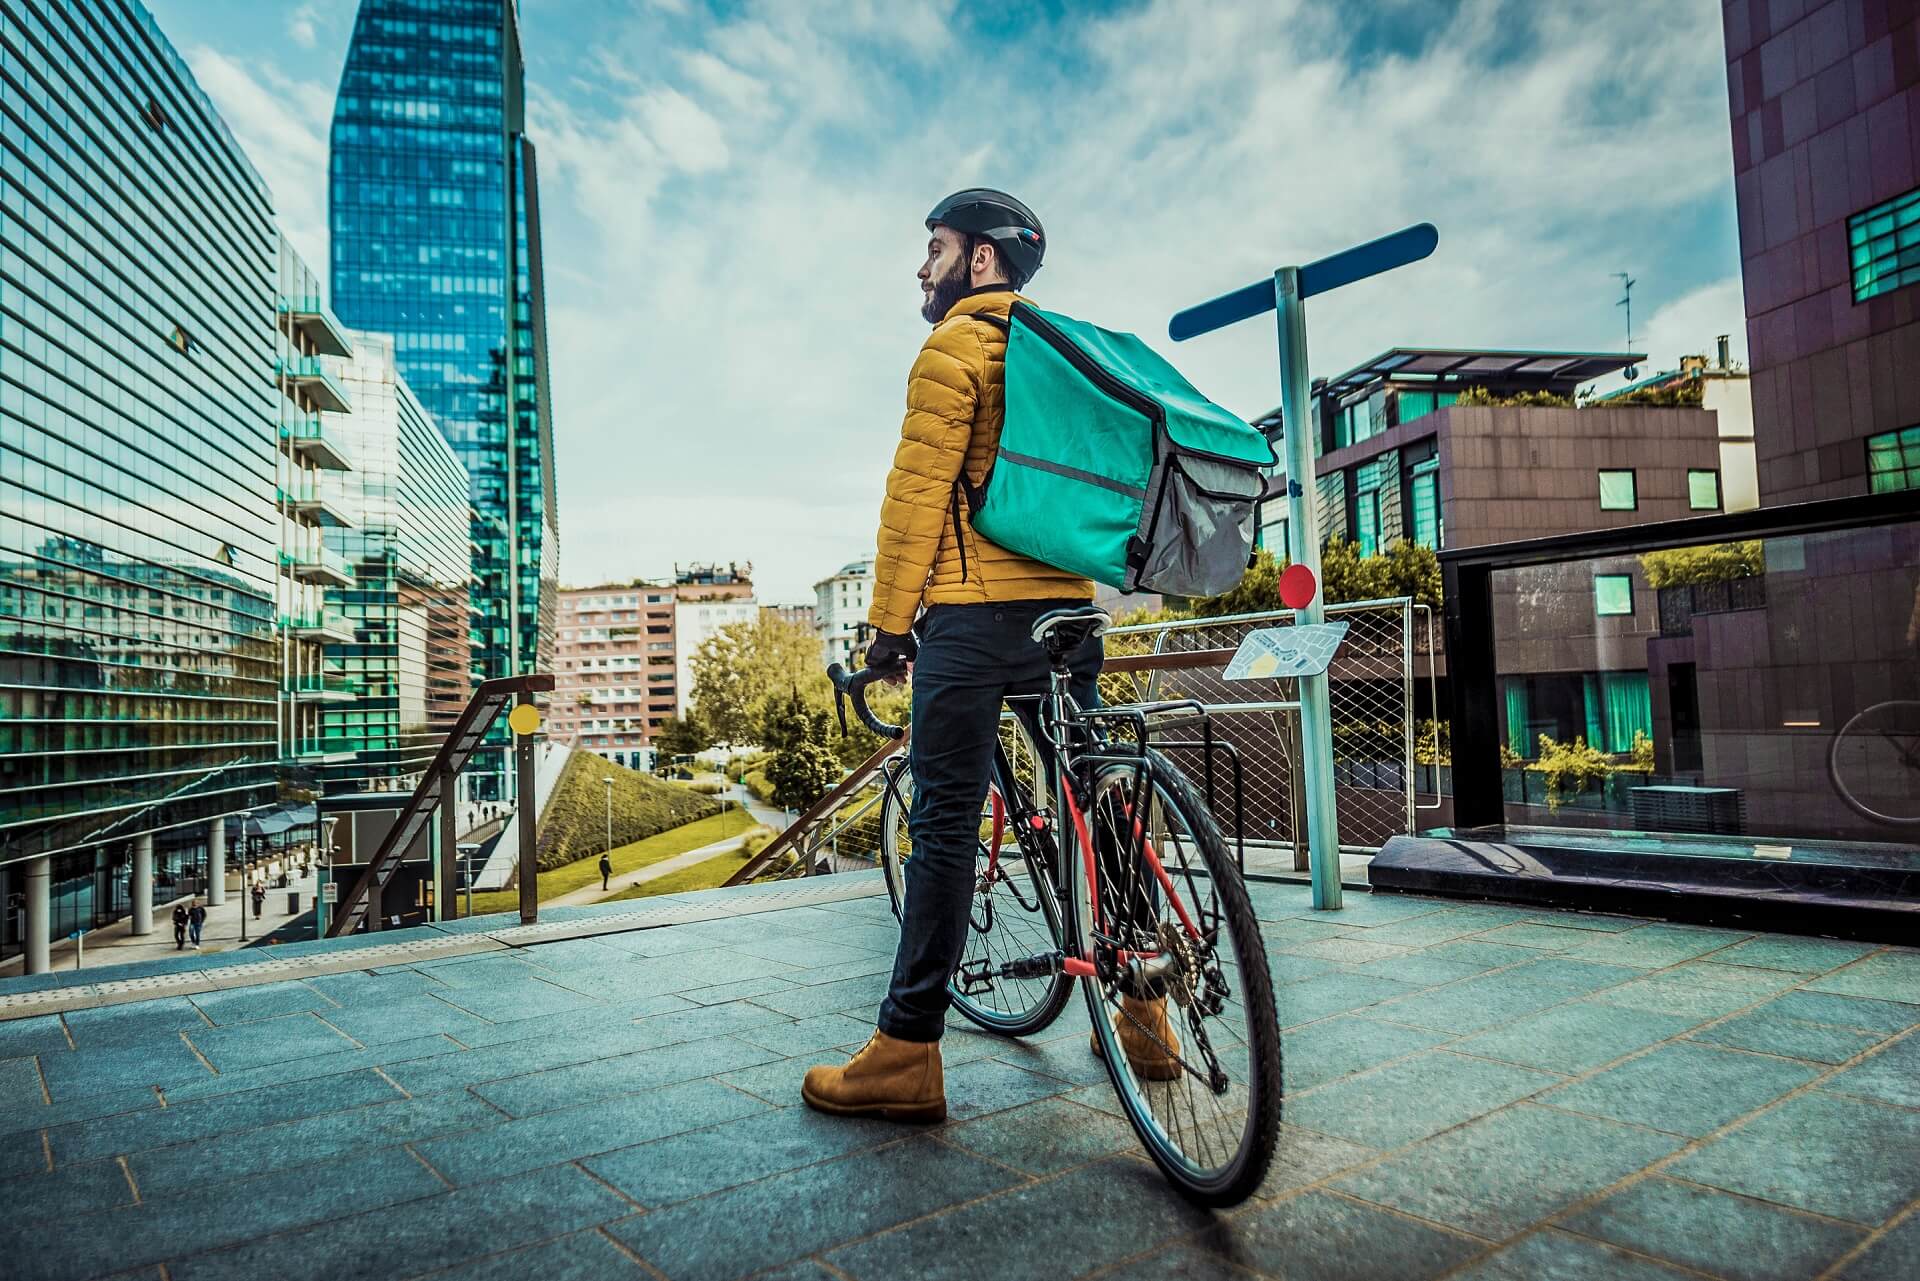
left=1829, top=699, right=1920, bottom=826
left=829, top=604, right=1282, bottom=1206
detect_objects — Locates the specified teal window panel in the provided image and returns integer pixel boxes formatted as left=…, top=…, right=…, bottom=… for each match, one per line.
left=1598, top=469, right=1637, bottom=511
left=1687, top=469, right=1721, bottom=510
left=1847, top=187, right=1920, bottom=302
left=1594, top=573, right=1634, bottom=617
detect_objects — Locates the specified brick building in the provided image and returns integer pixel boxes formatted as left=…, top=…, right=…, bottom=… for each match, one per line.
left=549, top=583, right=679, bottom=768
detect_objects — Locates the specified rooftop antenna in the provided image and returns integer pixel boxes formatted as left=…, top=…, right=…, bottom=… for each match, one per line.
left=1614, top=271, right=1637, bottom=380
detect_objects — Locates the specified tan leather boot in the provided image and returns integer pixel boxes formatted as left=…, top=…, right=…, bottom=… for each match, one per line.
left=1090, top=996, right=1183, bottom=1082
left=802, top=1031, right=947, bottom=1123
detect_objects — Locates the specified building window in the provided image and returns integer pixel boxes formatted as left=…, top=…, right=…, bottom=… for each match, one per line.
left=1594, top=574, right=1634, bottom=617
left=1409, top=457, right=1442, bottom=550
left=1867, top=426, right=1920, bottom=492
left=1598, top=470, right=1637, bottom=511
left=1847, top=186, right=1920, bottom=302
left=1354, top=491, right=1381, bottom=557
left=168, top=325, right=192, bottom=354
left=1687, top=469, right=1721, bottom=510
left=140, top=97, right=169, bottom=131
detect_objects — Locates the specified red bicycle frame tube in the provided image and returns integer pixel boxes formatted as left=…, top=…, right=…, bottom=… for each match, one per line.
left=1125, top=803, right=1203, bottom=940
left=985, top=788, right=1006, bottom=881
left=1059, top=771, right=1103, bottom=938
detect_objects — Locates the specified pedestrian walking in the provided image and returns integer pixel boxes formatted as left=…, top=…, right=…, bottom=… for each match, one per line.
left=171, top=903, right=188, bottom=950
left=187, top=900, right=206, bottom=948
left=599, top=853, right=613, bottom=891
left=250, top=882, right=265, bottom=919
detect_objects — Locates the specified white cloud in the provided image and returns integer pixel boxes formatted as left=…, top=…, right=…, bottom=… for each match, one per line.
left=1608, top=276, right=1750, bottom=387
left=288, top=4, right=320, bottom=49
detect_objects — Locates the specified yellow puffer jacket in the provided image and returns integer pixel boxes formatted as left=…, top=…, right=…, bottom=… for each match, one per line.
left=868, top=287, right=1095, bottom=635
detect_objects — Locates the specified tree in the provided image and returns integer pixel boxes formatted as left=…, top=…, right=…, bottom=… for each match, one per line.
left=1638, top=541, right=1764, bottom=589
left=653, top=712, right=710, bottom=759
left=766, top=739, right=841, bottom=810
left=1185, top=536, right=1441, bottom=618
left=689, top=614, right=828, bottom=745
left=759, top=685, right=834, bottom=753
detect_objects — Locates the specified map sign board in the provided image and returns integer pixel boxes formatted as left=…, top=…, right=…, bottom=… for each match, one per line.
left=1224, top=622, right=1349, bottom=682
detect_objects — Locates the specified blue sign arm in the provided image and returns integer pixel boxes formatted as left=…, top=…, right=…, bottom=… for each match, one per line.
left=1169, top=222, right=1439, bottom=341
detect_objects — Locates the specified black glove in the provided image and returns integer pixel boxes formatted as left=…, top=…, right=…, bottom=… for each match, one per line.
left=864, top=629, right=917, bottom=672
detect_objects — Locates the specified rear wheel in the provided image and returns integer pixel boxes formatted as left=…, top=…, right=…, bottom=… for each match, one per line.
left=1078, top=751, right=1282, bottom=1206
left=1830, top=701, right=1920, bottom=826
left=879, top=714, right=1072, bottom=1036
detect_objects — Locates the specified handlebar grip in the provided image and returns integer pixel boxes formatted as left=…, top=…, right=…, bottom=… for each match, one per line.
left=828, top=662, right=906, bottom=739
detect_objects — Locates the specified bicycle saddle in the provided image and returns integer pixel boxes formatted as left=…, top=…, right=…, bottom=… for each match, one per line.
left=1031, top=605, right=1111, bottom=657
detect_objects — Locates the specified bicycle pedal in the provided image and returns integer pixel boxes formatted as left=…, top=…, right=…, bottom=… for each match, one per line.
left=956, top=960, right=995, bottom=997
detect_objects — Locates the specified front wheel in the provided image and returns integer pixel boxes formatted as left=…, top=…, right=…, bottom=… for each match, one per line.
left=1829, top=700, right=1920, bottom=826
left=1078, top=751, right=1283, bottom=1207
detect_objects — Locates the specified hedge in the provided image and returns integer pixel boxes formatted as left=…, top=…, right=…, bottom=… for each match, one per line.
left=534, top=750, right=720, bottom=872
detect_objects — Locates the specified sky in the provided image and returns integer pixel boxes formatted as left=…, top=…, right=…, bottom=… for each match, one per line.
left=151, top=0, right=1748, bottom=605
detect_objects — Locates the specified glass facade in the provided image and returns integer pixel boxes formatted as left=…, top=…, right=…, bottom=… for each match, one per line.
left=0, top=1, right=279, bottom=953
left=1846, top=185, right=1920, bottom=303
left=328, top=0, right=557, bottom=796
left=323, top=330, right=473, bottom=793
left=1867, top=426, right=1920, bottom=493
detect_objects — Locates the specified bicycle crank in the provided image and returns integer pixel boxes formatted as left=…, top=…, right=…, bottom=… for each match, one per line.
left=956, top=951, right=1063, bottom=996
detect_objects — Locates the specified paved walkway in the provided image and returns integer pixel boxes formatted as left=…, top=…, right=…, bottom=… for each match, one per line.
left=1, top=875, right=1916, bottom=1281
left=546, top=834, right=751, bottom=907
left=0, top=885, right=308, bottom=978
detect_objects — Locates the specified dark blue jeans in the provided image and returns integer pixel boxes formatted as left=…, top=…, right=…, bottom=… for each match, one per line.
left=877, top=601, right=1102, bottom=1043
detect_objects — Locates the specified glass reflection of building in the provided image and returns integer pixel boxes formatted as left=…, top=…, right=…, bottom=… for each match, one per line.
left=328, top=0, right=559, bottom=799
left=0, top=1, right=280, bottom=961
left=322, top=331, right=473, bottom=795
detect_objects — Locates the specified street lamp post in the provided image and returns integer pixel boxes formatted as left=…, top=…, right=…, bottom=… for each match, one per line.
left=238, top=837, right=250, bottom=943
left=602, top=776, right=614, bottom=858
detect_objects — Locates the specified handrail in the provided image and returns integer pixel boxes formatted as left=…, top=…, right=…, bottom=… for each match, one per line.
left=325, top=673, right=553, bottom=936
left=723, top=735, right=906, bottom=886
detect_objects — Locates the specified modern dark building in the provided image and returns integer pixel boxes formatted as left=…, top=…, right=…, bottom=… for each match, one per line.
left=328, top=0, right=559, bottom=798
left=322, top=330, right=474, bottom=795
left=1721, top=0, right=1920, bottom=502
left=0, top=0, right=281, bottom=965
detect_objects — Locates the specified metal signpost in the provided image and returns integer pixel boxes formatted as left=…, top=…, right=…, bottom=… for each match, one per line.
left=1172, top=223, right=1438, bottom=910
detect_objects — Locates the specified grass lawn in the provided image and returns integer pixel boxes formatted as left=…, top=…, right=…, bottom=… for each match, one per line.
left=464, top=807, right=755, bottom=915
left=607, top=844, right=758, bottom=901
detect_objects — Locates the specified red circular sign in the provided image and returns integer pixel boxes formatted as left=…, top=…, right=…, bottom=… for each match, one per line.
left=1278, top=563, right=1317, bottom=610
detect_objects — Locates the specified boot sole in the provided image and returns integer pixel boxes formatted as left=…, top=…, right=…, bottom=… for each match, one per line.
left=801, top=1083, right=947, bottom=1124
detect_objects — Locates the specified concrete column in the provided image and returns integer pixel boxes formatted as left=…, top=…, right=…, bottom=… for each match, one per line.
left=131, top=834, right=153, bottom=936
left=207, top=819, right=226, bottom=907
left=24, top=857, right=50, bottom=975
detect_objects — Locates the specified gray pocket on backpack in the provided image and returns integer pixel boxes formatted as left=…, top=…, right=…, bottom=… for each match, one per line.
left=1134, top=454, right=1263, bottom=597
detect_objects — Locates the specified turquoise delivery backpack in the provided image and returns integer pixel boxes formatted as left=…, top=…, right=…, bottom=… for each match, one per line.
left=962, top=303, right=1277, bottom=597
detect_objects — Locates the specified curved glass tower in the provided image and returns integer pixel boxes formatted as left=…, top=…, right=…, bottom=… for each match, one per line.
left=328, top=0, right=557, bottom=797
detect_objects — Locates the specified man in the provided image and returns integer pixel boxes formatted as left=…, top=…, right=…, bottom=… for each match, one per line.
left=802, top=190, right=1177, bottom=1124
left=171, top=902, right=188, bottom=951
left=187, top=899, right=206, bottom=949
left=599, top=852, right=613, bottom=892
left=250, top=881, right=265, bottom=920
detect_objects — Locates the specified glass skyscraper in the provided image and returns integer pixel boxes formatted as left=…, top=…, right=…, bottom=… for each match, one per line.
left=0, top=0, right=281, bottom=959
left=328, top=0, right=558, bottom=797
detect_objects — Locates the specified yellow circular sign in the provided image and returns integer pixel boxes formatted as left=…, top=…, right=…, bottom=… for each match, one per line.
left=507, top=703, right=541, bottom=735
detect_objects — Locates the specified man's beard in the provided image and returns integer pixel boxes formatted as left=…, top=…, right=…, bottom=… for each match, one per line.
left=921, top=254, right=972, bottom=324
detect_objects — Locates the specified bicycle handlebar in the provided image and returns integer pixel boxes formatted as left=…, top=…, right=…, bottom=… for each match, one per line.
left=828, top=661, right=906, bottom=739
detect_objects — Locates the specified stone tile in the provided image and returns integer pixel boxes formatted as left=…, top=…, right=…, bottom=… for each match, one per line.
left=1343, top=953, right=1489, bottom=988
left=1805, top=951, right=1920, bottom=1004
left=515, top=937, right=639, bottom=971
left=1760, top=990, right=1920, bottom=1035
left=0, top=1131, right=45, bottom=1178
left=1674, top=1089, right=1920, bottom=1225
left=413, top=954, right=545, bottom=987
left=780, top=954, right=896, bottom=985
left=450, top=995, right=693, bottom=1048
left=1476, top=923, right=1597, bottom=951
left=714, top=1055, right=812, bottom=1105
left=0, top=1054, right=42, bottom=1108
left=429, top=978, right=606, bottom=1023
left=1591, top=974, right=1765, bottom=1021
left=1489, top=957, right=1643, bottom=996
left=678, top=975, right=801, bottom=1005
left=1667, top=960, right=1804, bottom=996
left=188, top=981, right=336, bottom=1025
left=61, top=998, right=206, bottom=1049
left=1280, top=1015, right=1450, bottom=1092
left=1098, top=1241, right=1265, bottom=1281
left=941, top=1056, right=1074, bottom=1120
left=729, top=936, right=889, bottom=969
left=1260, top=918, right=1357, bottom=948
left=1242, top=880, right=1318, bottom=920
left=1350, top=908, right=1534, bottom=948
left=1450, top=1229, right=1696, bottom=1280
left=159, top=1033, right=460, bottom=1102
left=1271, top=972, right=1422, bottom=1027
left=1522, top=913, right=1648, bottom=933
left=414, top=1077, right=767, bottom=1184
left=803, top=922, right=906, bottom=954
left=48, top=1068, right=400, bottom=1165
left=1716, top=936, right=1879, bottom=974
left=1564, top=924, right=1747, bottom=969
left=1276, top=936, right=1411, bottom=965
left=300, top=968, right=450, bottom=1005
left=1837, top=1212, right=1920, bottom=1281
left=0, top=1087, right=161, bottom=1142
left=0, top=1014, right=71, bottom=1058
left=422, top=1229, right=650, bottom=1280
left=1252, top=1123, right=1378, bottom=1199
left=1420, top=940, right=1547, bottom=971
left=1319, top=893, right=1453, bottom=926
left=1369, top=976, right=1573, bottom=1034
left=738, top=1013, right=875, bottom=1057
left=1333, top=1103, right=1683, bottom=1238
left=1286, top=1051, right=1559, bottom=1149
left=827, top=1155, right=1212, bottom=1281
left=184, top=1012, right=357, bottom=1073
left=1561, top=1175, right=1865, bottom=1281
left=317, top=993, right=491, bottom=1045
left=165, top=1162, right=634, bottom=1281
left=1267, top=952, right=1342, bottom=984
left=0, top=1158, right=136, bottom=1221
left=986, top=1028, right=1112, bottom=1088
left=1544, top=1042, right=1820, bottom=1138
left=608, top=1136, right=1019, bottom=1281
left=37, top=1038, right=212, bottom=1103
left=937, top=1097, right=1137, bottom=1174
left=1455, top=1002, right=1695, bottom=1076
left=1820, top=1033, right=1920, bottom=1108
left=1198, top=1189, right=1482, bottom=1280
left=473, top=1035, right=782, bottom=1117
left=586, top=1102, right=900, bottom=1206
left=626, top=998, right=795, bottom=1046
left=1690, top=1010, right=1887, bottom=1064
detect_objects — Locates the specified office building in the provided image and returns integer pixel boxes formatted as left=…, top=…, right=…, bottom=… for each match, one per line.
left=551, top=582, right=678, bottom=767
left=1588, top=340, right=1759, bottom=512
left=1720, top=0, right=1920, bottom=501
left=814, top=558, right=874, bottom=667
left=320, top=331, right=474, bottom=794
left=0, top=0, right=281, bottom=966
left=763, top=603, right=816, bottom=633
left=328, top=0, right=559, bottom=796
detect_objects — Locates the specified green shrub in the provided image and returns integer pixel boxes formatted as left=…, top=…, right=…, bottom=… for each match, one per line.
left=687, top=780, right=728, bottom=795
left=534, top=751, right=719, bottom=872
left=1528, top=734, right=1612, bottom=810
left=1638, top=541, right=1764, bottom=589
left=743, top=767, right=774, bottom=802
left=1455, top=385, right=1573, bottom=408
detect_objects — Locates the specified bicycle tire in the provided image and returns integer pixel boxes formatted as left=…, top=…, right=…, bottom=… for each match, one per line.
left=1828, top=700, right=1920, bottom=827
left=879, top=717, right=1074, bottom=1037
left=1080, top=750, right=1282, bottom=1207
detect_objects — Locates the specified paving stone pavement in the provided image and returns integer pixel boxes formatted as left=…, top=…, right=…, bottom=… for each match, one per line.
left=1, top=874, right=1916, bottom=1281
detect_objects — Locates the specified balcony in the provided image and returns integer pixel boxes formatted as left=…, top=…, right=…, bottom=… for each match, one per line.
left=277, top=294, right=354, bottom=357
left=292, top=670, right=361, bottom=702
left=279, top=484, right=355, bottom=529
left=284, top=611, right=355, bottom=644
left=276, top=356, right=352, bottom=414
left=280, top=545, right=354, bottom=588
left=279, top=417, right=353, bottom=471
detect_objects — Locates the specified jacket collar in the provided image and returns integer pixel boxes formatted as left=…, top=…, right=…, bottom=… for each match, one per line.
left=943, top=282, right=1023, bottom=322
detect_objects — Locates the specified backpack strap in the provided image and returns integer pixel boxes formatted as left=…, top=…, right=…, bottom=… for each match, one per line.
left=946, top=311, right=1012, bottom=585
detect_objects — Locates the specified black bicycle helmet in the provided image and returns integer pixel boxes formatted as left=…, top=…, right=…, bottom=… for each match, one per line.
left=926, top=188, right=1045, bottom=284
